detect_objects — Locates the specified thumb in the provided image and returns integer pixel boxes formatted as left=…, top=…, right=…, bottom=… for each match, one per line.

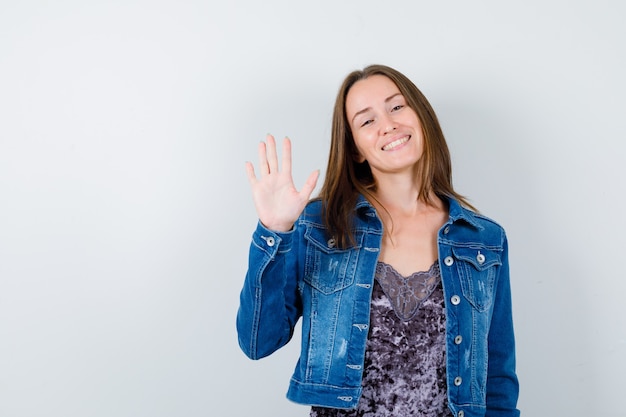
left=299, top=170, right=320, bottom=201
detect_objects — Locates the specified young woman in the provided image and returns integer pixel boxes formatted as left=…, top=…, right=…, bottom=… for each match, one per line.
left=237, top=65, right=520, bottom=417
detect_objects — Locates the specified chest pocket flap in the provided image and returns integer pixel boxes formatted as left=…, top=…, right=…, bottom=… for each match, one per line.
left=303, top=225, right=362, bottom=294
left=452, top=247, right=501, bottom=311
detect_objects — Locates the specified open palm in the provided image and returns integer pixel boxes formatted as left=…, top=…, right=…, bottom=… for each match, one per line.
left=245, top=135, right=319, bottom=232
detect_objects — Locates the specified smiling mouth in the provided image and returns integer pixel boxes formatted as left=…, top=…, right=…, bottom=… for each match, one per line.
left=382, top=136, right=410, bottom=151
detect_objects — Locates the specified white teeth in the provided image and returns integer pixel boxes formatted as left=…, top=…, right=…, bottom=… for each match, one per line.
left=382, top=136, right=409, bottom=151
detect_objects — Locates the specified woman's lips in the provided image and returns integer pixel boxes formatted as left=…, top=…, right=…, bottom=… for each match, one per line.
left=382, top=135, right=410, bottom=151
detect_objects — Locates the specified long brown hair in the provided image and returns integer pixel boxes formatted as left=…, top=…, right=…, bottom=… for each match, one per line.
left=317, top=64, right=475, bottom=248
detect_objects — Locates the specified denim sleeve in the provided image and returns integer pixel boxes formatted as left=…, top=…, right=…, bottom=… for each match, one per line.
left=236, top=221, right=302, bottom=360
left=486, top=233, right=521, bottom=416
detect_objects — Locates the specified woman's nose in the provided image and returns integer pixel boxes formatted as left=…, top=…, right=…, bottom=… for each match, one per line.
left=381, top=116, right=397, bottom=134
left=384, top=125, right=396, bottom=133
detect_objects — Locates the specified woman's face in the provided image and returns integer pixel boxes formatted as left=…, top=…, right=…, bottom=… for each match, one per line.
left=345, top=75, right=424, bottom=177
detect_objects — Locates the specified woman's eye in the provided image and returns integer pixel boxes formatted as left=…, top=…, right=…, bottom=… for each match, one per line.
left=361, top=119, right=373, bottom=127
left=391, top=105, right=404, bottom=111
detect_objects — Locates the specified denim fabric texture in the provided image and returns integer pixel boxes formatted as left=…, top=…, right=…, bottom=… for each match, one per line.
left=237, top=196, right=520, bottom=417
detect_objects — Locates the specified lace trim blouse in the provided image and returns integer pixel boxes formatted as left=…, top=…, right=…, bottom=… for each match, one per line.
left=310, top=261, right=452, bottom=417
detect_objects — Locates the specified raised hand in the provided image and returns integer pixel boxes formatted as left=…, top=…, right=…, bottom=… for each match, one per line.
left=245, top=134, right=319, bottom=232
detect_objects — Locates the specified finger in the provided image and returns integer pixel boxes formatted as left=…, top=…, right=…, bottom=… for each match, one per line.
left=281, top=137, right=292, bottom=175
left=245, top=161, right=257, bottom=186
left=265, top=134, right=279, bottom=173
left=299, top=169, right=320, bottom=201
left=257, top=140, right=269, bottom=176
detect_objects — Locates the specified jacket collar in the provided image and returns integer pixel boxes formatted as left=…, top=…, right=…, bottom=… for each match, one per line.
left=444, top=195, right=483, bottom=229
left=355, top=193, right=482, bottom=229
left=355, top=194, right=373, bottom=211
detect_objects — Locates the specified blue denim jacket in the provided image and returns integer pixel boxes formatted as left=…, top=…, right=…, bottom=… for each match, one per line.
left=237, top=196, right=519, bottom=417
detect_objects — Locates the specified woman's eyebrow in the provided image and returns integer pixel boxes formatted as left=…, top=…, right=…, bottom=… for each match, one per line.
left=351, top=93, right=403, bottom=124
left=384, top=93, right=402, bottom=103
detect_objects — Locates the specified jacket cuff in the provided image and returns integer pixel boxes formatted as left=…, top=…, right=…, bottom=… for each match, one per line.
left=252, top=220, right=295, bottom=255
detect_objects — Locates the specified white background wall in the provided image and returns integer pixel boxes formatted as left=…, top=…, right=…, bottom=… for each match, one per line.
left=1, top=1, right=624, bottom=416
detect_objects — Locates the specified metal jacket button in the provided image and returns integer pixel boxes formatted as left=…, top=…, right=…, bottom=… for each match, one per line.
left=444, top=256, right=454, bottom=266
left=476, top=251, right=485, bottom=264
left=451, top=295, right=461, bottom=305
left=454, top=376, right=463, bottom=386
left=454, top=335, right=463, bottom=344
left=266, top=237, right=275, bottom=247
left=327, top=238, right=336, bottom=248
left=458, top=411, right=465, bottom=417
